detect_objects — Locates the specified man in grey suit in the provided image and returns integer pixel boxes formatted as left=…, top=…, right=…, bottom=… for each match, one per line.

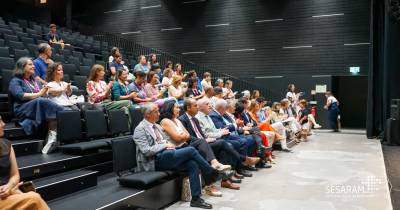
left=133, top=102, right=230, bottom=209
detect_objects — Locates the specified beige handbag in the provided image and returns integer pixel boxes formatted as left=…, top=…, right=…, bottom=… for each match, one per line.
left=181, top=176, right=192, bottom=202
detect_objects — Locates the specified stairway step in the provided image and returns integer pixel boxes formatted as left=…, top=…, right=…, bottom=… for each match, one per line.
left=18, top=150, right=112, bottom=180
left=11, top=139, right=44, bottom=156
left=4, top=123, right=28, bottom=139
left=35, top=169, right=98, bottom=201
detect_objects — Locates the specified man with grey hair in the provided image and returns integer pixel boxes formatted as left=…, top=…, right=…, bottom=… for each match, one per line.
left=133, top=102, right=231, bottom=209
left=33, top=43, right=53, bottom=85
left=196, top=98, right=259, bottom=177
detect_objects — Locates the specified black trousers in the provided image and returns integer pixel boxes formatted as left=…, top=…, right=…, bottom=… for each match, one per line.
left=188, top=137, right=216, bottom=162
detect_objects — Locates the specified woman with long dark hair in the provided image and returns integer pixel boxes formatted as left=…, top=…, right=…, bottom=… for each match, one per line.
left=0, top=115, right=50, bottom=210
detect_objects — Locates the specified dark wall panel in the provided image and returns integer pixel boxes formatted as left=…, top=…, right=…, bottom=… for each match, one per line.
left=72, top=0, right=371, bottom=78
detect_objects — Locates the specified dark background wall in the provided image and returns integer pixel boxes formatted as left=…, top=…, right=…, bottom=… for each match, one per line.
left=71, top=0, right=371, bottom=79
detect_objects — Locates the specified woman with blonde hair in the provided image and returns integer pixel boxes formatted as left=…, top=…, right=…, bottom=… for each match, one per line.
left=168, top=75, right=187, bottom=105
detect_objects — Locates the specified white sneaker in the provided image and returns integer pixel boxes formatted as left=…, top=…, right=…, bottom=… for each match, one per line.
left=314, top=124, right=322, bottom=129
left=42, top=130, right=58, bottom=154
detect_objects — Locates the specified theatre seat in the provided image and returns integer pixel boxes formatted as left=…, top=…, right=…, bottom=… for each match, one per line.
left=111, top=137, right=168, bottom=189
left=117, top=171, right=168, bottom=189
left=60, top=139, right=110, bottom=154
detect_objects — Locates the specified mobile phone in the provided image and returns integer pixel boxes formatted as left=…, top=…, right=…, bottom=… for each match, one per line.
left=20, top=181, right=36, bottom=193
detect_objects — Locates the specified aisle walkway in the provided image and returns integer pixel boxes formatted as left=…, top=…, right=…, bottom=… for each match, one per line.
left=166, top=130, right=392, bottom=210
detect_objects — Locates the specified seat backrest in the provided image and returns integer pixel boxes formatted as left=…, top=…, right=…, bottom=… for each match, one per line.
left=4, top=34, right=19, bottom=43
left=0, top=39, right=4, bottom=47
left=57, top=110, right=82, bottom=144
left=73, top=75, right=87, bottom=91
left=108, top=109, right=130, bottom=136
left=9, top=41, right=25, bottom=51
left=129, top=107, right=143, bottom=133
left=82, top=58, right=93, bottom=67
left=1, top=69, right=13, bottom=94
left=84, top=109, right=108, bottom=138
left=0, top=47, right=10, bottom=57
left=0, top=28, right=13, bottom=35
left=111, top=136, right=137, bottom=176
left=14, top=49, right=30, bottom=61
left=0, top=57, right=15, bottom=70
left=63, top=63, right=78, bottom=80
left=20, top=37, right=34, bottom=45
left=53, top=54, right=65, bottom=63
left=67, top=56, right=80, bottom=69
left=79, top=65, right=90, bottom=76
left=27, top=43, right=38, bottom=57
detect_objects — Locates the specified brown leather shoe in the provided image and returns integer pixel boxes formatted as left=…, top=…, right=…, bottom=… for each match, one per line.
left=243, top=157, right=260, bottom=166
left=221, top=180, right=240, bottom=190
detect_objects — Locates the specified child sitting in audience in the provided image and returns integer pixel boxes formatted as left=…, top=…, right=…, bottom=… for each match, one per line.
left=297, top=99, right=312, bottom=141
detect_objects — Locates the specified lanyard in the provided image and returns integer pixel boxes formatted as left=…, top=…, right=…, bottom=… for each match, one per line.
left=23, top=79, right=40, bottom=93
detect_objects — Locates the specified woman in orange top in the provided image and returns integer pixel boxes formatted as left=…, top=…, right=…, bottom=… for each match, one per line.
left=248, top=100, right=292, bottom=152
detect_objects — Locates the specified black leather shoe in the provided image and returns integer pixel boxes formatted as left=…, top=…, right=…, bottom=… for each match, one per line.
left=218, top=170, right=234, bottom=180
left=229, top=178, right=242, bottom=184
left=190, top=198, right=213, bottom=209
left=256, top=161, right=272, bottom=169
left=237, top=169, right=253, bottom=177
left=244, top=165, right=258, bottom=171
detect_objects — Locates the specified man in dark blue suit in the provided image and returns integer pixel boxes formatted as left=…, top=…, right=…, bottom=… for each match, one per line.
left=179, top=99, right=261, bottom=180
left=209, top=99, right=257, bottom=158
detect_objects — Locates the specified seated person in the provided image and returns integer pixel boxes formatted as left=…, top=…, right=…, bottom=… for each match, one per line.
left=144, top=71, right=174, bottom=107
left=203, top=85, right=214, bottom=100
left=224, top=80, right=236, bottom=99
left=161, top=68, right=173, bottom=88
left=248, top=100, right=291, bottom=152
left=180, top=99, right=260, bottom=189
left=297, top=99, right=312, bottom=141
left=268, top=101, right=300, bottom=140
left=201, top=72, right=212, bottom=90
left=108, top=47, right=119, bottom=67
left=209, top=99, right=258, bottom=158
left=109, top=52, right=126, bottom=81
left=186, top=70, right=202, bottom=91
left=9, top=57, right=64, bottom=154
left=45, top=63, right=78, bottom=110
left=33, top=43, right=54, bottom=85
left=133, top=55, right=149, bottom=74
left=127, top=71, right=154, bottom=107
left=111, top=70, right=137, bottom=103
left=0, top=115, right=50, bottom=210
left=46, top=24, right=64, bottom=47
left=159, top=101, right=234, bottom=195
left=168, top=75, right=187, bottom=105
left=174, top=63, right=184, bottom=77
left=210, top=87, right=223, bottom=108
left=186, top=77, right=204, bottom=100
left=196, top=98, right=260, bottom=177
left=87, top=65, right=133, bottom=123
left=133, top=103, right=232, bottom=209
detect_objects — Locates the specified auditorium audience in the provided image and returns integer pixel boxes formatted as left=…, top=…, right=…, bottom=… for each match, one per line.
left=133, top=55, right=149, bottom=74
left=0, top=115, right=50, bottom=210
left=297, top=99, right=311, bottom=141
left=45, top=63, right=78, bottom=110
left=109, top=52, right=125, bottom=81
left=324, top=91, right=340, bottom=132
left=250, top=90, right=260, bottom=101
left=86, top=65, right=133, bottom=120
left=159, top=101, right=234, bottom=194
left=111, top=70, right=137, bottom=103
left=224, top=80, right=235, bottom=99
left=161, top=68, right=173, bottom=87
left=201, top=72, right=212, bottom=90
left=9, top=57, right=64, bottom=154
left=133, top=103, right=231, bottom=209
left=128, top=71, right=157, bottom=106
left=168, top=75, right=187, bottom=105
left=46, top=24, right=64, bottom=48
left=33, top=43, right=54, bottom=85
left=187, top=77, right=204, bottom=100
left=196, top=98, right=260, bottom=177
left=144, top=71, right=173, bottom=107
left=174, top=63, right=184, bottom=77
